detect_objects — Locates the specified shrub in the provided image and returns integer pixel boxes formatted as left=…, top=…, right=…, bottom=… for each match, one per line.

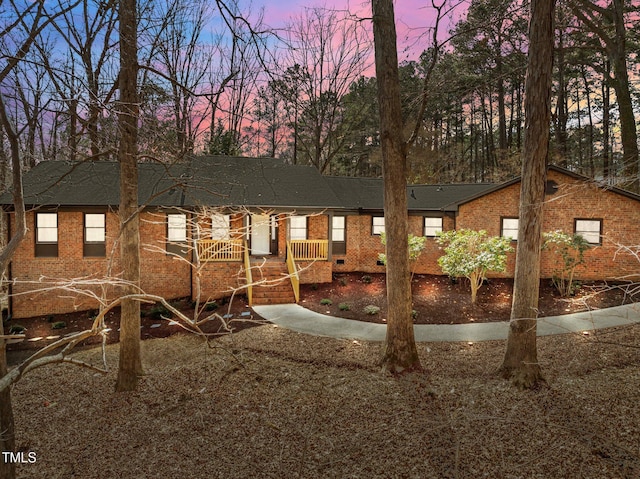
left=320, top=298, right=333, bottom=306
left=9, top=324, right=26, bottom=334
left=52, top=321, right=67, bottom=330
left=412, top=309, right=418, bottom=319
left=147, top=303, right=170, bottom=319
left=361, top=275, right=372, bottom=284
left=204, top=301, right=218, bottom=311
left=338, top=302, right=350, bottom=311
left=436, top=229, right=513, bottom=304
left=378, top=232, right=427, bottom=280
left=338, top=277, right=348, bottom=287
left=543, top=231, right=590, bottom=297
left=364, top=305, right=380, bottom=315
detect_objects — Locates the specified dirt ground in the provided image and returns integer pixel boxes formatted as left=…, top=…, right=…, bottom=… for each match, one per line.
left=8, top=320, right=640, bottom=478
left=300, top=273, right=639, bottom=324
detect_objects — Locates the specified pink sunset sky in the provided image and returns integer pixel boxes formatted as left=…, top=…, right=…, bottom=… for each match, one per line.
left=257, top=0, right=467, bottom=62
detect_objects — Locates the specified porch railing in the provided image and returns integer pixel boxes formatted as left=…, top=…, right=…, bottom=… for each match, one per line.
left=197, top=239, right=243, bottom=262
left=243, top=240, right=253, bottom=306
left=286, top=242, right=300, bottom=303
left=289, top=239, right=329, bottom=261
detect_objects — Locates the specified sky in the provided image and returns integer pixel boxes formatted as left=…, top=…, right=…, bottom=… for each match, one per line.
left=256, top=0, right=465, bottom=63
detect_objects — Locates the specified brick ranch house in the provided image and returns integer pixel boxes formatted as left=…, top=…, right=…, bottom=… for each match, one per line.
left=2, top=156, right=639, bottom=319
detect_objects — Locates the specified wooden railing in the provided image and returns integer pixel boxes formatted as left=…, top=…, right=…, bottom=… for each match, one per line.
left=289, top=239, right=329, bottom=260
left=286, top=242, right=300, bottom=303
left=243, top=240, right=253, bottom=306
left=197, top=239, right=243, bottom=262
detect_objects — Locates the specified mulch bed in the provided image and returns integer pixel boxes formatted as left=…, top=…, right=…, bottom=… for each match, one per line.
left=4, top=295, right=265, bottom=362
left=299, top=273, right=639, bottom=324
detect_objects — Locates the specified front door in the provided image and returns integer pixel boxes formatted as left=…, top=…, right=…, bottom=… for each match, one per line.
left=250, top=214, right=271, bottom=256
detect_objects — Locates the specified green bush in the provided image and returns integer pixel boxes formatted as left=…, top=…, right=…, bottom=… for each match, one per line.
left=543, top=231, right=590, bottom=297
left=146, top=303, right=170, bottom=319
left=204, top=301, right=218, bottom=311
left=436, top=229, right=513, bottom=304
left=9, top=324, right=26, bottom=334
left=412, top=310, right=418, bottom=319
left=52, top=321, right=67, bottom=330
left=338, top=302, right=350, bottom=311
left=320, top=298, right=333, bottom=306
left=361, top=275, right=372, bottom=284
left=364, top=305, right=380, bottom=315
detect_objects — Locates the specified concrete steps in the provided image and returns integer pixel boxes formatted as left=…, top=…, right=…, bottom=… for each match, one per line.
left=249, top=260, right=296, bottom=305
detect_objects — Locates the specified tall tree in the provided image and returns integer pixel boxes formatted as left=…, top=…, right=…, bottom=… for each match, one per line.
left=372, top=0, right=421, bottom=373
left=115, top=0, right=143, bottom=392
left=278, top=7, right=370, bottom=172
left=499, top=0, right=555, bottom=388
left=570, top=0, right=639, bottom=191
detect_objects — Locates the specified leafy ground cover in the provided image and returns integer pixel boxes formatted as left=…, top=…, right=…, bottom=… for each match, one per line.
left=9, top=321, right=640, bottom=478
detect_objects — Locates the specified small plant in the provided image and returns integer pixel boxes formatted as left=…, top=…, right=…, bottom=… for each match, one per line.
left=9, top=324, right=26, bottom=334
left=311, top=283, right=319, bottom=291
left=52, top=321, right=67, bottom=330
left=378, top=232, right=427, bottom=280
left=147, top=303, right=170, bottom=319
left=338, top=302, right=350, bottom=311
left=204, top=301, right=218, bottom=311
left=412, top=309, right=418, bottom=319
left=320, top=298, right=333, bottom=306
left=363, top=305, right=380, bottom=315
left=338, top=277, right=348, bottom=287
left=543, top=230, right=590, bottom=297
left=361, top=275, right=372, bottom=284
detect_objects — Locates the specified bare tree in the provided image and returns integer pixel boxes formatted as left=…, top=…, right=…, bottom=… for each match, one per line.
left=0, top=1, right=83, bottom=475
left=499, top=0, right=555, bottom=389
left=372, top=0, right=421, bottom=373
left=275, top=7, right=371, bottom=172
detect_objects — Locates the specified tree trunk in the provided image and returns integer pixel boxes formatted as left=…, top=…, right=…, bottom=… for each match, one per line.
left=115, top=0, right=143, bottom=392
left=372, top=0, right=421, bottom=374
left=0, top=339, right=16, bottom=479
left=499, top=0, right=554, bottom=389
left=609, top=0, right=638, bottom=192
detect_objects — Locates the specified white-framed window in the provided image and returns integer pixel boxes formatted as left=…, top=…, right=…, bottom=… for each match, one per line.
left=575, top=219, right=601, bottom=245
left=372, top=216, right=385, bottom=235
left=424, top=217, right=443, bottom=237
left=35, top=212, right=58, bottom=257
left=211, top=214, right=230, bottom=240
left=85, top=213, right=106, bottom=243
left=332, top=215, right=346, bottom=255
left=167, top=213, right=187, bottom=242
left=84, top=213, right=106, bottom=257
left=501, top=217, right=519, bottom=241
left=36, top=212, right=58, bottom=243
left=289, top=215, right=307, bottom=240
left=332, top=216, right=345, bottom=242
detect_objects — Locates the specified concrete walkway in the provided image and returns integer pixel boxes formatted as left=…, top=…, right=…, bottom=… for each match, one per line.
left=252, top=303, right=640, bottom=343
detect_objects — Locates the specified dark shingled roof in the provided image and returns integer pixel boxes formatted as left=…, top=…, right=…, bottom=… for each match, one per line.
left=1, top=156, right=497, bottom=211
left=324, top=176, right=495, bottom=212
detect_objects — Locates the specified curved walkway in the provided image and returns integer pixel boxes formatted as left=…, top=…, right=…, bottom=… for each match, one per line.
left=252, top=303, right=640, bottom=343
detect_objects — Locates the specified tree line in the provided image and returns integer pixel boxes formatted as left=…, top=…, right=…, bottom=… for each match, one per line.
left=0, top=0, right=637, bottom=190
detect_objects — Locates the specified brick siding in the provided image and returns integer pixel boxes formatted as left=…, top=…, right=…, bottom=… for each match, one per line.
left=7, top=170, right=640, bottom=318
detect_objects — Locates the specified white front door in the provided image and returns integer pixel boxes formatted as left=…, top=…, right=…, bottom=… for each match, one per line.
left=250, top=214, right=271, bottom=255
